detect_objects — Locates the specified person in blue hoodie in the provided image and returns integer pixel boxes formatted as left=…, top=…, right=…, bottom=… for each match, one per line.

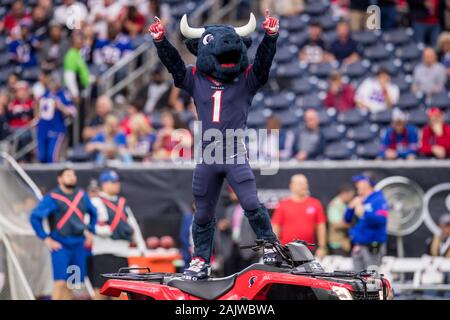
left=345, top=173, right=389, bottom=272
left=30, top=167, right=97, bottom=300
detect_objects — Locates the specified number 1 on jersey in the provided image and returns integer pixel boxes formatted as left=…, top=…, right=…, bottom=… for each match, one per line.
left=212, top=90, right=222, bottom=123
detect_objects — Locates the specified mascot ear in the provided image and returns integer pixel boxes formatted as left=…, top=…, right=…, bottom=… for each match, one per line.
left=185, top=39, right=200, bottom=56
left=242, top=37, right=252, bottom=49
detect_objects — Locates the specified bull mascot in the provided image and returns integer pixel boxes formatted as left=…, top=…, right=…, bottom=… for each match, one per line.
left=148, top=10, right=280, bottom=280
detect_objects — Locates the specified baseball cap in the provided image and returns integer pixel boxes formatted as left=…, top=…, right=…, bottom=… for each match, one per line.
left=99, top=170, right=120, bottom=184
left=427, top=107, right=442, bottom=118
left=352, top=174, right=374, bottom=186
left=439, top=213, right=450, bottom=226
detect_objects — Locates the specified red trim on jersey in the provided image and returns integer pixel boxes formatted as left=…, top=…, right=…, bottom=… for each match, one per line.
left=245, top=64, right=252, bottom=77
left=191, top=66, right=197, bottom=75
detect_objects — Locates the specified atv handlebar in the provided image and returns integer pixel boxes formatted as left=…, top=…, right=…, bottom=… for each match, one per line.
left=239, top=239, right=316, bottom=251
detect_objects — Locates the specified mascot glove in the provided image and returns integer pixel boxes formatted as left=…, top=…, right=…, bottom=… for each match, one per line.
left=262, top=9, right=279, bottom=36
left=148, top=16, right=165, bottom=41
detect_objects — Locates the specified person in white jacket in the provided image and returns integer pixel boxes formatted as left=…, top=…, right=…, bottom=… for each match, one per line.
left=89, top=169, right=146, bottom=299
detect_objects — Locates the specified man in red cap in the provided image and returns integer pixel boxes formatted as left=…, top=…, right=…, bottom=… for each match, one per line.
left=419, top=107, right=450, bottom=159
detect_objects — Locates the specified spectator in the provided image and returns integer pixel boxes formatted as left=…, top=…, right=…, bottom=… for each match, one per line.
left=7, top=81, right=34, bottom=131
left=379, top=0, right=398, bottom=30
left=298, top=22, right=332, bottom=65
left=54, top=0, right=88, bottom=28
left=152, top=110, right=192, bottom=160
left=349, top=0, right=371, bottom=31
left=89, top=0, right=123, bottom=39
left=355, top=68, right=399, bottom=113
left=408, top=0, right=441, bottom=47
left=64, top=31, right=91, bottom=105
left=89, top=170, right=145, bottom=299
left=345, top=174, right=389, bottom=271
left=40, top=22, right=70, bottom=71
left=215, top=187, right=259, bottom=276
left=143, top=64, right=176, bottom=114
left=259, top=0, right=304, bottom=17
left=30, top=4, right=50, bottom=40
left=323, top=71, right=355, bottom=112
left=126, top=113, right=156, bottom=162
left=119, top=5, right=146, bottom=39
left=82, top=95, right=113, bottom=141
left=8, top=21, right=40, bottom=70
left=36, top=72, right=76, bottom=163
left=85, top=114, right=132, bottom=164
left=30, top=168, right=97, bottom=300
left=80, top=23, right=97, bottom=65
left=294, top=108, right=325, bottom=161
left=0, top=92, right=11, bottom=140
left=412, top=47, right=447, bottom=96
left=437, top=32, right=450, bottom=76
left=272, top=174, right=327, bottom=259
left=430, top=213, right=450, bottom=258
left=327, top=184, right=354, bottom=256
left=6, top=73, right=20, bottom=100
left=0, top=0, right=31, bottom=36
left=419, top=107, right=450, bottom=159
left=329, top=20, right=360, bottom=65
left=253, top=115, right=295, bottom=161
left=93, top=23, right=133, bottom=73
left=379, top=108, right=419, bottom=160
left=120, top=100, right=148, bottom=135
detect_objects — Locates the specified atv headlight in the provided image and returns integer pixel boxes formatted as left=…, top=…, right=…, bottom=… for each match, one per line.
left=332, top=286, right=353, bottom=300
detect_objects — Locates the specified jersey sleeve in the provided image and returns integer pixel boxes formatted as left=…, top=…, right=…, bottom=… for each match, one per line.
left=179, top=65, right=196, bottom=96
left=246, top=65, right=263, bottom=96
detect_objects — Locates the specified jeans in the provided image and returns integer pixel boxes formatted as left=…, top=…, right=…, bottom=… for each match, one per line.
left=413, top=23, right=441, bottom=47
left=380, top=5, right=397, bottom=30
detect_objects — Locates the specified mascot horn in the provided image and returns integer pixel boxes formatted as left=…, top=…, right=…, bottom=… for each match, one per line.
left=148, top=10, right=281, bottom=280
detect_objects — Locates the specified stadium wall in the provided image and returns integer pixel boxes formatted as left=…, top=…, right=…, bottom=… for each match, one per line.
left=23, top=160, right=450, bottom=257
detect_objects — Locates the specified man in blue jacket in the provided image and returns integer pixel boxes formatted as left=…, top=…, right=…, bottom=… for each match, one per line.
left=30, top=167, right=97, bottom=300
left=345, top=174, right=389, bottom=272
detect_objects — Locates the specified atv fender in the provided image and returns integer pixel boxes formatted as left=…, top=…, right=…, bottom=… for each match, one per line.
left=100, top=279, right=188, bottom=300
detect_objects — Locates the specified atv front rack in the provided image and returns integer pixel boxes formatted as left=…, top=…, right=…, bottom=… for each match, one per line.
left=101, top=267, right=181, bottom=283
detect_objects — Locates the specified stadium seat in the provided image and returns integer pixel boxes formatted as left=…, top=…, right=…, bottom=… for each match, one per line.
left=308, top=62, right=336, bottom=78
left=280, top=15, right=307, bottom=32
left=288, top=31, right=309, bottom=46
left=324, top=140, right=355, bottom=160
left=391, top=74, right=412, bottom=93
left=274, top=110, right=302, bottom=128
left=397, top=92, right=421, bottom=110
left=395, top=43, right=422, bottom=61
left=337, top=109, right=369, bottom=126
left=373, top=59, right=402, bottom=76
left=402, top=60, right=420, bottom=74
left=276, top=62, right=304, bottom=79
left=316, top=14, right=338, bottom=31
left=264, top=91, right=295, bottom=110
left=291, top=77, right=314, bottom=95
left=0, top=36, right=7, bottom=53
left=426, top=92, right=450, bottom=109
left=408, top=108, right=428, bottom=127
left=322, top=123, right=346, bottom=142
left=303, top=2, right=329, bottom=16
left=247, top=109, right=267, bottom=129
left=356, top=141, right=380, bottom=159
left=295, top=93, right=323, bottom=110
left=346, top=122, right=379, bottom=142
left=382, top=28, right=414, bottom=46
left=370, top=109, right=393, bottom=125
left=317, top=108, right=336, bottom=127
left=341, top=60, right=370, bottom=79
left=21, top=67, right=40, bottom=82
left=0, top=52, right=10, bottom=67
left=364, top=43, right=392, bottom=61
left=274, top=45, right=297, bottom=64
left=352, top=30, right=380, bottom=46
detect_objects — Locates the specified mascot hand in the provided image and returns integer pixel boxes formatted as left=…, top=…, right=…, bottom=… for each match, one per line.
left=262, top=9, right=279, bottom=36
left=148, top=16, right=165, bottom=41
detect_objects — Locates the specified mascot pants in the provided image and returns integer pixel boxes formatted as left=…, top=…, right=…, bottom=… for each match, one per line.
left=192, top=162, right=277, bottom=263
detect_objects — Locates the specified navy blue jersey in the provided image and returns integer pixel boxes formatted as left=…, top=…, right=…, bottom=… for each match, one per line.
left=180, top=65, right=261, bottom=135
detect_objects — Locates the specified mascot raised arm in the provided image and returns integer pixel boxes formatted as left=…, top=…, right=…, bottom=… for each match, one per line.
left=149, top=10, right=280, bottom=280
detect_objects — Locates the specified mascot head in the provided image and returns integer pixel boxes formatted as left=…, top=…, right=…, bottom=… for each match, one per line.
left=180, top=13, right=256, bottom=82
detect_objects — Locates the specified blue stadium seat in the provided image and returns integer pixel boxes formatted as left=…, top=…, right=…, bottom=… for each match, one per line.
left=276, top=62, right=304, bottom=79
left=324, top=140, right=355, bottom=160
left=304, top=2, right=330, bottom=16
left=247, top=109, right=267, bottom=129
left=280, top=15, right=307, bottom=32
left=264, top=91, right=295, bottom=110
left=391, top=74, right=412, bottom=93
left=337, top=109, right=369, bottom=126
left=0, top=66, right=15, bottom=85
left=322, top=30, right=337, bottom=46
left=408, top=108, right=428, bottom=127
left=0, top=36, right=7, bottom=53
left=395, top=43, right=422, bottom=61
left=382, top=28, right=414, bottom=46
left=397, top=92, right=420, bottom=110
left=0, top=52, right=10, bottom=67
left=341, top=60, right=370, bottom=79
left=295, top=93, right=323, bottom=109
left=352, top=31, right=380, bottom=46
left=274, top=45, right=297, bottom=64
left=364, top=44, right=392, bottom=61
left=370, top=109, right=393, bottom=125
left=402, top=60, right=420, bottom=74
left=308, top=62, right=336, bottom=78
left=316, top=14, right=338, bottom=31
left=346, top=123, right=379, bottom=142
left=288, top=31, right=309, bottom=46
left=274, top=110, right=302, bottom=128
left=373, top=59, right=402, bottom=76
left=291, top=77, right=314, bottom=95
left=427, top=92, right=450, bottom=109
left=322, top=123, right=346, bottom=142
left=356, top=141, right=380, bottom=159
left=21, top=67, right=40, bottom=82
left=317, top=108, right=336, bottom=127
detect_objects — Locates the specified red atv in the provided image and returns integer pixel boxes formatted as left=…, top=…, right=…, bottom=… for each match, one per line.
left=100, top=240, right=393, bottom=300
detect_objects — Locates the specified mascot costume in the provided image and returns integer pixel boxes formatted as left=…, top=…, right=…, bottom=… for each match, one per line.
left=149, top=10, right=280, bottom=280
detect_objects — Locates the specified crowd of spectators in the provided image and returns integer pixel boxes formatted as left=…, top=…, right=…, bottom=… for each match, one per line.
left=1, top=0, right=450, bottom=163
